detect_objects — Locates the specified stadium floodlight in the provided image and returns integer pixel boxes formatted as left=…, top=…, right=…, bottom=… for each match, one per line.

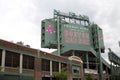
left=54, top=9, right=89, bottom=22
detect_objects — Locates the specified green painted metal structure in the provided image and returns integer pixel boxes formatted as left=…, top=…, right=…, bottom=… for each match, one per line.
left=41, top=10, right=111, bottom=80
left=41, top=10, right=105, bottom=53
left=108, top=48, right=120, bottom=80
left=108, top=48, right=120, bottom=65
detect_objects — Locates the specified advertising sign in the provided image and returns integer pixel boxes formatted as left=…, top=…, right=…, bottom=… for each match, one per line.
left=62, top=23, right=90, bottom=46
left=41, top=19, right=57, bottom=48
left=84, top=69, right=98, bottom=74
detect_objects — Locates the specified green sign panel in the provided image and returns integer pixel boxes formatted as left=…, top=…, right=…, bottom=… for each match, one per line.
left=41, top=19, right=57, bottom=48
left=98, top=28, right=105, bottom=50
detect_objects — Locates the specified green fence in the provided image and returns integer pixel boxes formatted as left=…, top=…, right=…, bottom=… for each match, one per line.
left=110, top=75, right=120, bottom=80
left=0, top=72, right=33, bottom=80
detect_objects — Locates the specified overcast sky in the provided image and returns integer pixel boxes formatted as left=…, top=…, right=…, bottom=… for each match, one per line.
left=0, top=0, right=120, bottom=62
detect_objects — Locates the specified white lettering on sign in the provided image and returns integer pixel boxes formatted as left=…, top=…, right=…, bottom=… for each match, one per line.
left=84, top=69, right=98, bottom=74
left=64, top=24, right=89, bottom=31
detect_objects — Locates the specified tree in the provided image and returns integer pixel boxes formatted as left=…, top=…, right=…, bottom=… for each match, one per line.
left=0, top=66, right=3, bottom=71
left=85, top=74, right=93, bottom=80
left=54, top=68, right=68, bottom=80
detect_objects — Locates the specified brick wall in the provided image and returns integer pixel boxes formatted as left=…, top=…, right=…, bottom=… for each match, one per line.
left=34, top=58, right=42, bottom=80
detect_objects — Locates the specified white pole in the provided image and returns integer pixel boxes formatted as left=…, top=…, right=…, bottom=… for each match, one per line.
left=20, top=54, right=23, bottom=73
left=1, top=49, right=6, bottom=72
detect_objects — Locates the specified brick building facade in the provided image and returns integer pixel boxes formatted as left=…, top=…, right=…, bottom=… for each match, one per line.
left=0, top=39, right=83, bottom=80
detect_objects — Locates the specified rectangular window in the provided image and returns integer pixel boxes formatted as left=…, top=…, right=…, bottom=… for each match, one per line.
left=73, top=78, right=81, bottom=80
left=72, top=66, right=80, bottom=75
left=5, top=51, right=20, bottom=67
left=61, top=63, right=67, bottom=69
left=52, top=61, right=59, bottom=72
left=61, top=63, right=67, bottom=72
left=23, top=55, right=34, bottom=69
left=0, top=49, right=2, bottom=66
left=42, top=59, right=50, bottom=71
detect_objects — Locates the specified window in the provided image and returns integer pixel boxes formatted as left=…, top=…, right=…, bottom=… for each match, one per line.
left=5, top=51, right=20, bottom=67
left=73, top=69, right=79, bottom=73
left=61, top=63, right=67, bottom=72
left=81, top=21, right=85, bottom=25
left=76, top=20, right=80, bottom=24
left=23, top=55, right=34, bottom=69
left=69, top=19, right=75, bottom=23
left=0, top=49, right=2, bottom=66
left=52, top=61, right=59, bottom=72
left=65, top=18, right=69, bottom=23
left=84, top=21, right=89, bottom=26
left=72, top=66, right=80, bottom=75
left=61, top=63, right=67, bottom=69
left=42, top=59, right=50, bottom=71
left=73, top=78, right=81, bottom=80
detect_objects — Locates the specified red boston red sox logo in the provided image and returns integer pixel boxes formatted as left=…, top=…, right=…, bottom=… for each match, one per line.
left=46, top=25, right=56, bottom=34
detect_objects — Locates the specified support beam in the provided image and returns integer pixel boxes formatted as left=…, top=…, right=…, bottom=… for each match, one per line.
left=20, top=54, right=23, bottom=73
left=1, top=49, right=6, bottom=72
left=106, top=67, right=108, bottom=74
left=72, top=50, right=75, bottom=56
left=95, top=58, right=98, bottom=72
left=50, top=60, right=52, bottom=80
left=98, top=48, right=103, bottom=80
left=57, top=16, right=60, bottom=56
left=59, top=62, right=61, bottom=72
left=86, top=53, right=89, bottom=69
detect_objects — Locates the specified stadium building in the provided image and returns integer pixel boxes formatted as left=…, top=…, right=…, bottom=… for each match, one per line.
left=0, top=10, right=115, bottom=80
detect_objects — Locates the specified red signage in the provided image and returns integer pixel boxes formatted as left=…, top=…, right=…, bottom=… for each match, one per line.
left=64, top=30, right=90, bottom=45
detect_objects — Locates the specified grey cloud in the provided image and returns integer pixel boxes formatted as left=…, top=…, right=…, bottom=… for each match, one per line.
left=0, top=0, right=120, bottom=59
